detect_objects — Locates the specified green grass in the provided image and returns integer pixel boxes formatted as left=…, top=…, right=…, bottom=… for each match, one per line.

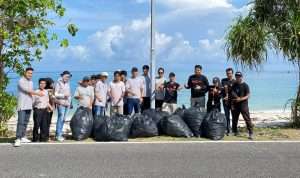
left=1, top=127, right=300, bottom=143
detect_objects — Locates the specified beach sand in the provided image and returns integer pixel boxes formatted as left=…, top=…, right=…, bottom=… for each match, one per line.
left=7, top=110, right=291, bottom=135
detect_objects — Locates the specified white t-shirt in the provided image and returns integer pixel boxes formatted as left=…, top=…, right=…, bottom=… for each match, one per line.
left=74, top=85, right=94, bottom=108
left=94, top=80, right=108, bottom=107
left=109, top=81, right=125, bottom=106
left=155, top=77, right=166, bottom=100
left=126, top=77, right=144, bottom=99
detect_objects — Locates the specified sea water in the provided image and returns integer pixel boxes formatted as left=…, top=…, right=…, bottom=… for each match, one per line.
left=6, top=70, right=297, bottom=112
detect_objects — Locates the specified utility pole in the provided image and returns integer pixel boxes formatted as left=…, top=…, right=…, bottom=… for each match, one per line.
left=150, top=0, right=156, bottom=109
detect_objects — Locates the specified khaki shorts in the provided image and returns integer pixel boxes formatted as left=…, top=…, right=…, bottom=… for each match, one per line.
left=110, top=106, right=123, bottom=115
left=162, top=103, right=177, bottom=114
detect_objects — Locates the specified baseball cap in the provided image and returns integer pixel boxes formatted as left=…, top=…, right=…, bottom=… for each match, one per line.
left=235, top=71, right=243, bottom=77
left=100, top=72, right=109, bottom=77
left=82, top=76, right=90, bottom=82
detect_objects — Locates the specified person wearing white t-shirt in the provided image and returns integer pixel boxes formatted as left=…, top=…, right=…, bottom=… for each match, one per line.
left=94, top=72, right=109, bottom=117
left=109, top=71, right=126, bottom=115
left=126, top=67, right=144, bottom=115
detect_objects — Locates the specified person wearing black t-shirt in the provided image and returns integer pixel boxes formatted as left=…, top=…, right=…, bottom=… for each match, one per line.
left=162, top=72, right=181, bottom=114
left=231, top=72, right=254, bottom=140
left=207, top=77, right=222, bottom=113
left=221, top=68, right=235, bottom=135
left=185, top=65, right=209, bottom=112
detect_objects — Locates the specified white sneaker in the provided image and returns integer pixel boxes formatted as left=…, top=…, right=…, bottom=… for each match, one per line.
left=21, top=137, right=32, bottom=143
left=56, top=137, right=65, bottom=142
left=14, top=139, right=21, bottom=147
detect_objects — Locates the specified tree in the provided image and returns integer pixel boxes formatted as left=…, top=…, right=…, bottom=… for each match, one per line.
left=225, top=0, right=300, bottom=126
left=0, top=0, right=78, bottom=135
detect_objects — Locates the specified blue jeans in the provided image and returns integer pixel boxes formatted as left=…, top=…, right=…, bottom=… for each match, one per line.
left=93, top=106, right=105, bottom=117
left=127, top=98, right=140, bottom=115
left=56, top=105, right=69, bottom=138
left=16, top=110, right=31, bottom=139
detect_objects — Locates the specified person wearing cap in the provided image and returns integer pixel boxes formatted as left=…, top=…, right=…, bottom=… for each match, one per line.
left=231, top=72, right=254, bottom=140
left=185, top=65, right=209, bottom=112
left=108, top=71, right=126, bottom=115
left=207, top=77, right=222, bottom=113
left=14, top=67, right=45, bottom=147
left=155, top=67, right=166, bottom=110
left=120, top=70, right=129, bottom=115
left=221, top=68, right=235, bottom=135
left=162, top=72, right=182, bottom=114
left=74, top=76, right=94, bottom=110
left=94, top=72, right=109, bottom=117
left=141, top=65, right=151, bottom=112
left=126, top=67, right=144, bottom=115
left=54, top=70, right=72, bottom=142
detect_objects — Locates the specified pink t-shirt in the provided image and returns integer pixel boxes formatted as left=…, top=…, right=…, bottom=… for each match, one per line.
left=109, top=81, right=125, bottom=106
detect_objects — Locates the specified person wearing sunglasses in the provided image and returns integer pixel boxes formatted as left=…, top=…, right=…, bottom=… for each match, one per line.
left=155, top=67, right=166, bottom=110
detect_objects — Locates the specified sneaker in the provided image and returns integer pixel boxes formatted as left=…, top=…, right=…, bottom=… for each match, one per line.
left=233, top=132, right=240, bottom=137
left=14, top=139, right=21, bottom=147
left=56, top=137, right=65, bottom=142
left=21, top=137, right=32, bottom=143
left=248, top=133, right=254, bottom=140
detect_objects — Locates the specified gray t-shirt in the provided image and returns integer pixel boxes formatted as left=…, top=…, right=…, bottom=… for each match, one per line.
left=141, top=75, right=151, bottom=97
left=17, top=77, right=33, bottom=111
left=74, top=85, right=94, bottom=108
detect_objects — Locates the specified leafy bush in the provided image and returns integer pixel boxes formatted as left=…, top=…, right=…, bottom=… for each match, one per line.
left=0, top=90, right=17, bottom=136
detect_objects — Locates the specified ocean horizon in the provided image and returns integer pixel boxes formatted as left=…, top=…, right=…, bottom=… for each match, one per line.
left=6, top=69, right=297, bottom=113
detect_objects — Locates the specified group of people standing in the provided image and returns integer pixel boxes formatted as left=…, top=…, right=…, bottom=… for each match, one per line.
left=14, top=64, right=254, bottom=146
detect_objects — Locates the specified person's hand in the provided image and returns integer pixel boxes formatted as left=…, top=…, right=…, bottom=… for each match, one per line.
left=88, top=106, right=93, bottom=110
left=37, top=91, right=45, bottom=97
left=213, top=88, right=218, bottom=93
left=234, top=97, right=242, bottom=103
left=224, top=96, right=229, bottom=101
left=140, top=97, right=143, bottom=103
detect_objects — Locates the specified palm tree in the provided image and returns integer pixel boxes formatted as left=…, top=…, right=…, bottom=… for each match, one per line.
left=225, top=0, right=300, bottom=126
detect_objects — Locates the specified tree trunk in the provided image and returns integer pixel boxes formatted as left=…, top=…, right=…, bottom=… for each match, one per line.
left=292, top=61, right=300, bottom=127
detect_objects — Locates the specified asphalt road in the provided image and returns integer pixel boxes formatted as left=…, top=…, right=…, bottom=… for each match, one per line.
left=0, top=142, right=300, bottom=178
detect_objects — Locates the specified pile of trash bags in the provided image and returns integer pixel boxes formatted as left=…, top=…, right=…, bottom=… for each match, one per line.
left=70, top=106, right=227, bottom=142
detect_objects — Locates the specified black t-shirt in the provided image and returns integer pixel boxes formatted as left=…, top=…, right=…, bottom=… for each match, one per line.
left=164, top=81, right=180, bottom=104
left=187, top=74, right=209, bottom=98
left=231, top=82, right=250, bottom=105
left=207, top=86, right=222, bottom=104
left=221, top=78, right=235, bottom=103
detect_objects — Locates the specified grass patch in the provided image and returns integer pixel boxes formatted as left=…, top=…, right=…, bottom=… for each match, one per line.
left=1, top=127, right=300, bottom=144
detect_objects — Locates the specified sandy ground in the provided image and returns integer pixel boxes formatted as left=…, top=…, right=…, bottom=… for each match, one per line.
left=7, top=110, right=291, bottom=134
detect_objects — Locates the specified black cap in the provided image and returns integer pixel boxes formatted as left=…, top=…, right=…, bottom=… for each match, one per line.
left=235, top=72, right=243, bottom=77
left=169, top=72, right=176, bottom=77
left=61, top=71, right=72, bottom=77
left=82, top=76, right=90, bottom=82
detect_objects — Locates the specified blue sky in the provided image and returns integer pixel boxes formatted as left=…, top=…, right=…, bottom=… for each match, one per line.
left=33, top=0, right=295, bottom=72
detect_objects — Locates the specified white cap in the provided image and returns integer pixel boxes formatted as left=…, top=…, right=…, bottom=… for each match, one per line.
left=100, top=72, right=109, bottom=77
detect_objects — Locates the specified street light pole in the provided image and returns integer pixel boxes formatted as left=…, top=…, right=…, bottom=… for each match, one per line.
left=150, top=0, right=156, bottom=109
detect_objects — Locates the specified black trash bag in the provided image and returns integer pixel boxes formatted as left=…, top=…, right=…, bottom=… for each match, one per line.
left=130, top=114, right=158, bottom=138
left=201, top=109, right=226, bottom=140
left=183, top=107, right=206, bottom=137
left=174, top=106, right=186, bottom=118
left=142, top=109, right=169, bottom=134
left=143, top=109, right=169, bottom=124
left=94, top=114, right=132, bottom=141
left=70, top=107, right=94, bottom=141
left=161, top=114, right=193, bottom=138
left=92, top=116, right=108, bottom=138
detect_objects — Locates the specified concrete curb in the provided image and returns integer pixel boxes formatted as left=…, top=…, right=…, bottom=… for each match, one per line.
left=1, top=140, right=300, bottom=146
